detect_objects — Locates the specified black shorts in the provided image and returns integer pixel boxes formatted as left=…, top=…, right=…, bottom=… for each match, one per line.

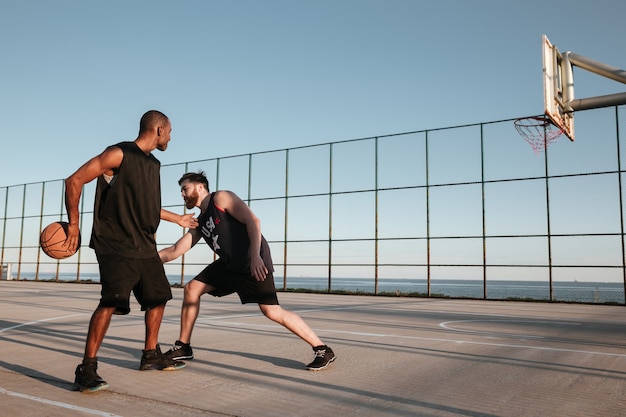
left=194, top=258, right=279, bottom=305
left=96, top=253, right=172, bottom=315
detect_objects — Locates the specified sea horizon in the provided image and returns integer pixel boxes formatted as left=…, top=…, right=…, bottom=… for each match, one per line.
left=5, top=272, right=625, bottom=304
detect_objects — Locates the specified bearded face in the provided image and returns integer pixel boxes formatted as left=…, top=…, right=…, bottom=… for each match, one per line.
left=181, top=181, right=200, bottom=209
left=184, top=189, right=200, bottom=209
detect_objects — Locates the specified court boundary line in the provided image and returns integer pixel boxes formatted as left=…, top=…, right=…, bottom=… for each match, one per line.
left=0, top=314, right=86, bottom=334
left=0, top=387, right=122, bottom=417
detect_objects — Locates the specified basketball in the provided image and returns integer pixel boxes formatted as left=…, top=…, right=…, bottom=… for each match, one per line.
left=40, top=221, right=80, bottom=259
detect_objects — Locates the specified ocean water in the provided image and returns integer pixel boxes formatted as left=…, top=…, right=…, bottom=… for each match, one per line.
left=278, top=277, right=625, bottom=304
left=9, top=272, right=625, bottom=304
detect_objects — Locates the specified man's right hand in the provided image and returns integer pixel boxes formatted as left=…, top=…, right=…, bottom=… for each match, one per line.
left=64, top=222, right=81, bottom=253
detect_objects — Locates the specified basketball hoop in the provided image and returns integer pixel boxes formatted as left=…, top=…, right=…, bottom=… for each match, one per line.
left=514, top=115, right=564, bottom=154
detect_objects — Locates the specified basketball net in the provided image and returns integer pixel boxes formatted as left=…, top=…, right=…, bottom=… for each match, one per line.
left=514, top=116, right=564, bottom=155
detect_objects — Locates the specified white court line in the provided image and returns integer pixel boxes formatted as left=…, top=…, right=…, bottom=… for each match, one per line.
left=198, top=318, right=626, bottom=358
left=188, top=306, right=360, bottom=322
left=0, top=314, right=119, bottom=417
left=325, top=326, right=626, bottom=358
left=439, top=319, right=581, bottom=339
left=0, top=314, right=85, bottom=333
left=0, top=387, right=123, bottom=417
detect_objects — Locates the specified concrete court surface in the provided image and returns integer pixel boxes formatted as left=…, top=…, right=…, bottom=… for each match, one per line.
left=0, top=280, right=625, bottom=417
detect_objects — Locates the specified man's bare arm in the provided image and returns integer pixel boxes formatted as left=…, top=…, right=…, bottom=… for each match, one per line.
left=161, top=208, right=198, bottom=229
left=64, top=146, right=123, bottom=252
left=158, top=229, right=201, bottom=263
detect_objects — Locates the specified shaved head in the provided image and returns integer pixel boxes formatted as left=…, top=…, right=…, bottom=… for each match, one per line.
left=139, top=110, right=169, bottom=134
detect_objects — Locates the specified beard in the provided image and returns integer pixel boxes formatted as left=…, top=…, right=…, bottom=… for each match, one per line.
left=184, top=191, right=200, bottom=209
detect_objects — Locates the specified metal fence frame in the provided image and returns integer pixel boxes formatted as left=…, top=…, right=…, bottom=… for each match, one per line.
left=1, top=108, right=625, bottom=303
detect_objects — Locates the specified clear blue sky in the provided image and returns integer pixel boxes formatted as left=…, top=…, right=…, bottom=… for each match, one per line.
left=2, top=0, right=625, bottom=187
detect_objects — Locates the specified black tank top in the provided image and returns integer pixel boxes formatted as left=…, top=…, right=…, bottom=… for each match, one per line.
left=198, top=192, right=274, bottom=274
left=89, top=141, right=161, bottom=258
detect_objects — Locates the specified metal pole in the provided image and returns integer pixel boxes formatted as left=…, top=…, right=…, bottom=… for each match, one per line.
left=283, top=149, right=289, bottom=290
left=0, top=187, right=7, bottom=270
left=56, top=182, right=64, bottom=281
left=247, top=154, right=252, bottom=206
left=36, top=181, right=45, bottom=281
left=425, top=131, right=431, bottom=296
left=569, top=93, right=626, bottom=112
left=480, top=124, right=487, bottom=299
left=327, top=143, right=333, bottom=292
left=179, top=162, right=190, bottom=286
left=567, top=52, right=626, bottom=85
left=17, top=184, right=26, bottom=280
left=544, top=125, right=554, bottom=301
left=565, top=52, right=626, bottom=111
left=615, top=106, right=626, bottom=304
left=374, top=137, right=379, bottom=295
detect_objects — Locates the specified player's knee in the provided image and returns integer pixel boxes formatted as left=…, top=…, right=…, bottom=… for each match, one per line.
left=261, top=305, right=288, bottom=324
left=183, top=282, right=201, bottom=301
left=260, top=305, right=282, bottom=322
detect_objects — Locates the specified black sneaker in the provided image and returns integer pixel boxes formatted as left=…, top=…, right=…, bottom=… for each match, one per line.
left=139, top=344, right=186, bottom=371
left=73, top=358, right=109, bottom=392
left=306, top=345, right=336, bottom=371
left=163, top=340, right=194, bottom=360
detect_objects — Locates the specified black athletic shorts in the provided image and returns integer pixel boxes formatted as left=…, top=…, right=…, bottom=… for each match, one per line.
left=194, top=258, right=279, bottom=305
left=96, top=253, right=172, bottom=315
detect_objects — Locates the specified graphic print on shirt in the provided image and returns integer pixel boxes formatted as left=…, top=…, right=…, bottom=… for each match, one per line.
left=198, top=192, right=273, bottom=274
left=201, top=215, right=221, bottom=251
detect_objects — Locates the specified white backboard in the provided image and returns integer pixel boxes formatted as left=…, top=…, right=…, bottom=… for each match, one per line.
left=542, top=34, right=575, bottom=141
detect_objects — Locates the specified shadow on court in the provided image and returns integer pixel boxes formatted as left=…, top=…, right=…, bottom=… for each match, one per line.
left=1, top=281, right=625, bottom=417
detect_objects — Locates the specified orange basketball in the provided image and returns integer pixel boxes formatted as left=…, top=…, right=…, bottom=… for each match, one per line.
left=40, top=221, right=80, bottom=259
